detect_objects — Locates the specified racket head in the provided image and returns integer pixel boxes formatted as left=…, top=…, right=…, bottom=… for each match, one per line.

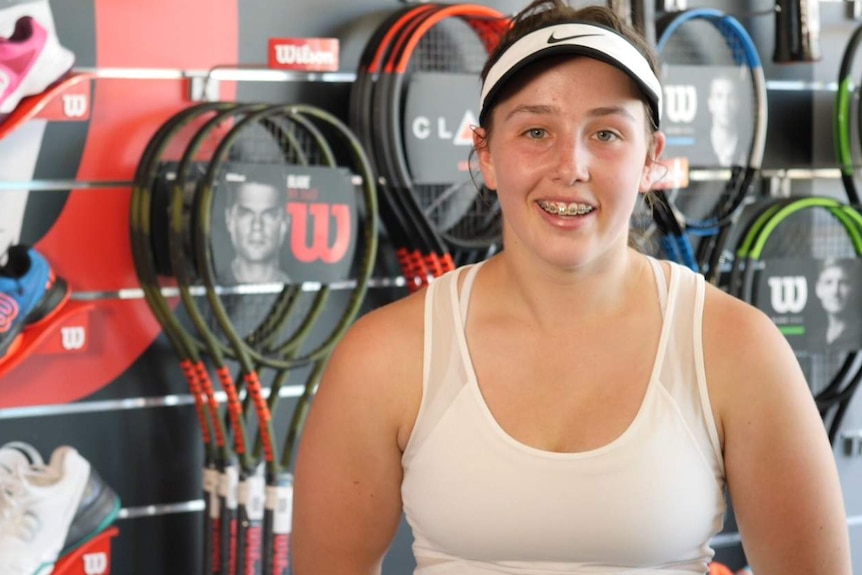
left=734, top=198, right=862, bottom=444
left=382, top=6, right=506, bottom=262
left=834, top=21, right=862, bottom=207
left=350, top=4, right=444, bottom=288
left=655, top=9, right=767, bottom=237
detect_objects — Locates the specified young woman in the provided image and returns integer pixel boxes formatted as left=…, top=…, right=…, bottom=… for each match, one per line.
left=293, top=2, right=852, bottom=574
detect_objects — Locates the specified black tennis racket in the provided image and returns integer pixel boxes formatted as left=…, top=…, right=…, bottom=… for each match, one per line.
left=834, top=20, right=862, bottom=208
left=168, top=102, right=304, bottom=575
left=131, top=101, right=240, bottom=575
left=192, top=103, right=378, bottom=575
left=374, top=4, right=506, bottom=269
left=350, top=4, right=442, bottom=291
left=729, top=196, right=862, bottom=445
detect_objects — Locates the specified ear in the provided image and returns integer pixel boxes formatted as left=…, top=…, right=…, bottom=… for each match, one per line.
left=639, top=130, right=667, bottom=193
left=472, top=126, right=497, bottom=191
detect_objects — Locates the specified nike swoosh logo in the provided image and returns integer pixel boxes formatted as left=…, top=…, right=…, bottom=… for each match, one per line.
left=546, top=32, right=602, bottom=44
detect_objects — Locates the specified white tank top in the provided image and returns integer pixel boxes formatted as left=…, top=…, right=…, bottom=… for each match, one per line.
left=401, top=258, right=726, bottom=575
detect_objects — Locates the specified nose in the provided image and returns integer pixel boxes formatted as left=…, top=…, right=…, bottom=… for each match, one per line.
left=553, top=134, right=589, bottom=184
left=250, top=213, right=265, bottom=230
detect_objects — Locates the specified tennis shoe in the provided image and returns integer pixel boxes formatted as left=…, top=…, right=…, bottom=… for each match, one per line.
left=0, top=442, right=43, bottom=474
left=0, top=245, right=70, bottom=360
left=0, top=16, right=74, bottom=115
left=0, top=446, right=91, bottom=575
left=0, top=442, right=121, bottom=562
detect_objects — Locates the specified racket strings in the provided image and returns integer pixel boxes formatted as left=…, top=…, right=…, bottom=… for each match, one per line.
left=400, top=11, right=505, bottom=258
left=351, top=4, right=507, bottom=294
left=836, top=22, right=862, bottom=207
left=655, top=10, right=766, bottom=275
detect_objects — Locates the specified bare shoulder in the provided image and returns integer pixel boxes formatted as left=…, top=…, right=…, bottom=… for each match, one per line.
left=700, top=283, right=817, bottom=444
left=701, top=283, right=792, bottom=367
left=312, top=287, right=427, bottom=444
left=292, top=288, right=428, bottom=571
left=330, top=287, right=426, bottom=377
left=700, top=286, right=851, bottom=574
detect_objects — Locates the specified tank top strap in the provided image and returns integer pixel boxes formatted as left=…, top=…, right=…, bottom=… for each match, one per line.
left=458, top=260, right=484, bottom=322
left=645, top=255, right=668, bottom=314
left=655, top=262, right=725, bottom=481
left=402, top=264, right=482, bottom=466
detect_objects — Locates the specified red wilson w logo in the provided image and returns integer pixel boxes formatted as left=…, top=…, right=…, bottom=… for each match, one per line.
left=288, top=203, right=351, bottom=264
left=0, top=293, right=19, bottom=333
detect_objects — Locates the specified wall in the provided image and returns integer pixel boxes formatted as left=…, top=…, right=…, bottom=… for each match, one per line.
left=0, top=1, right=860, bottom=574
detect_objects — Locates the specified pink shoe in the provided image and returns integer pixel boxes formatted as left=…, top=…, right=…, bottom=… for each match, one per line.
left=0, top=16, right=74, bottom=115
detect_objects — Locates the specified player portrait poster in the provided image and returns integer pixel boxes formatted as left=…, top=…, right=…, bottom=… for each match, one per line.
left=210, top=162, right=358, bottom=286
left=660, top=65, right=754, bottom=169
left=754, top=257, right=862, bottom=353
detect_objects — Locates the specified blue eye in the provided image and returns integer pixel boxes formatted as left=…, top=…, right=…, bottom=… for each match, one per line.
left=525, top=128, right=546, bottom=139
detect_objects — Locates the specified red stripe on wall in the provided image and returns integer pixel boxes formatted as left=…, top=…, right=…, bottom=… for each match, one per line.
left=2, top=0, right=238, bottom=407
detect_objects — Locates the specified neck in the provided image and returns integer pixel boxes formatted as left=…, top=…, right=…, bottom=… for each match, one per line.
left=486, top=245, right=648, bottom=331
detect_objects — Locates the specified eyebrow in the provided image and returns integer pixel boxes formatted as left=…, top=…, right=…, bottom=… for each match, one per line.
left=505, top=103, right=637, bottom=122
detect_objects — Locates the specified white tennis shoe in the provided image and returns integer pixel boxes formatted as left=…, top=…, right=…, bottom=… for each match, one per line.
left=0, top=445, right=90, bottom=575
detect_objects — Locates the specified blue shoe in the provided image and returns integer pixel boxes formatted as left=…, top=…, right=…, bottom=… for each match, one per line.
left=0, top=245, right=69, bottom=359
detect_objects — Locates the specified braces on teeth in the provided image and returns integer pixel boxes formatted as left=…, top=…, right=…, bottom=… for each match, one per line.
left=539, top=201, right=594, bottom=216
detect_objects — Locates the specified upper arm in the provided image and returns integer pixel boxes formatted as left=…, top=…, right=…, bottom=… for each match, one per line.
left=704, top=289, right=852, bottom=575
left=292, top=297, right=424, bottom=575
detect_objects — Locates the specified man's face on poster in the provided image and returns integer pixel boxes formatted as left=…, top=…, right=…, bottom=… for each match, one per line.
left=225, top=181, right=288, bottom=264
left=816, top=264, right=853, bottom=315
left=708, top=77, right=738, bottom=130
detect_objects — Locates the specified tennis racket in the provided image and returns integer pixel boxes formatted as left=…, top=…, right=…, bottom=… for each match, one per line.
left=655, top=8, right=767, bottom=279
left=193, top=103, right=378, bottom=575
left=834, top=20, right=862, bottom=208
left=351, top=4, right=443, bottom=291
left=729, top=196, right=862, bottom=445
left=168, top=102, right=304, bottom=575
left=373, top=4, right=506, bottom=269
left=131, top=101, right=242, bottom=575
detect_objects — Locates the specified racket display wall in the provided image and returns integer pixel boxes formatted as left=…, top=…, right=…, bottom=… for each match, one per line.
left=677, top=1, right=862, bottom=572
left=0, top=1, right=860, bottom=574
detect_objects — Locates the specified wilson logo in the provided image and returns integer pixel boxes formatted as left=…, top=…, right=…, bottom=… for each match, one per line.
left=274, top=45, right=335, bottom=67
left=0, top=293, right=19, bottom=333
left=768, top=276, right=808, bottom=314
left=61, top=326, right=86, bottom=350
left=62, top=94, right=88, bottom=118
left=268, top=38, right=339, bottom=71
left=411, top=110, right=477, bottom=146
left=663, top=85, right=697, bottom=123
left=82, top=552, right=108, bottom=575
left=288, top=203, right=351, bottom=264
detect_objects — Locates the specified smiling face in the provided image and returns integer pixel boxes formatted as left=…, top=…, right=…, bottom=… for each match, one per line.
left=474, top=56, right=664, bottom=270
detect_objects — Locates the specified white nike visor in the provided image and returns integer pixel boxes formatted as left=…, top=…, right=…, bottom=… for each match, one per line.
left=479, top=22, right=662, bottom=128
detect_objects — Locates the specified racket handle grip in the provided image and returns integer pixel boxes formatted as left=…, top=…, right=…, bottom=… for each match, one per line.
left=774, top=0, right=821, bottom=63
